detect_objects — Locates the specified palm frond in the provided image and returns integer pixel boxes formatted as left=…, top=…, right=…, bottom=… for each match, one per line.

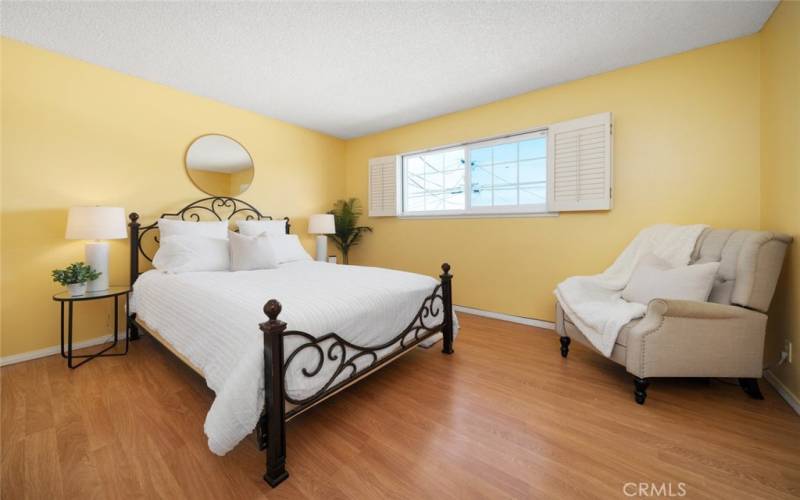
left=327, top=198, right=372, bottom=263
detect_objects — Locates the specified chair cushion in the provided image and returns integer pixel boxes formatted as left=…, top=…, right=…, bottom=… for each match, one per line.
left=622, top=254, right=719, bottom=305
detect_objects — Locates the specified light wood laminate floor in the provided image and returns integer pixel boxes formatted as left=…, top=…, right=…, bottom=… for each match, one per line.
left=2, top=313, right=799, bottom=499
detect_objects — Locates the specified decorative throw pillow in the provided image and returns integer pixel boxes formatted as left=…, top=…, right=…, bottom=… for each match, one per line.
left=237, top=219, right=287, bottom=237
left=152, top=235, right=230, bottom=273
left=267, top=234, right=313, bottom=264
left=229, top=231, right=279, bottom=271
left=622, top=254, right=720, bottom=305
left=158, top=218, right=229, bottom=239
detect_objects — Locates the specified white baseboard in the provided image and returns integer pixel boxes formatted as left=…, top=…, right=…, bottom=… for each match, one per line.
left=0, top=332, right=126, bottom=367
left=764, top=370, right=800, bottom=416
left=454, top=305, right=554, bottom=330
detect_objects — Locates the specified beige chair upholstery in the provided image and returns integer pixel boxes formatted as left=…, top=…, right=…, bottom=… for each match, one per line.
left=556, top=228, right=792, bottom=403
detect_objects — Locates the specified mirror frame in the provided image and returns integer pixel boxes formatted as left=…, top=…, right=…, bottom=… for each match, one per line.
left=184, top=133, right=255, bottom=197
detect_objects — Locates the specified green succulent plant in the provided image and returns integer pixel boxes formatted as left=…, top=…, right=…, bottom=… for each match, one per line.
left=51, top=262, right=101, bottom=286
left=327, top=198, right=372, bottom=265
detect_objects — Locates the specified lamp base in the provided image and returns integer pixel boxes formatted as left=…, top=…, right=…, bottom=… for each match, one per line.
left=315, top=235, right=328, bottom=262
left=85, top=242, right=110, bottom=292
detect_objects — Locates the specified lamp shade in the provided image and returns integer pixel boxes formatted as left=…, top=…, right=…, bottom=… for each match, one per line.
left=308, top=214, right=336, bottom=235
left=65, top=206, right=127, bottom=240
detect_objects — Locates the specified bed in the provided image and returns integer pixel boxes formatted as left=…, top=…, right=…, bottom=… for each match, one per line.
left=127, top=197, right=455, bottom=487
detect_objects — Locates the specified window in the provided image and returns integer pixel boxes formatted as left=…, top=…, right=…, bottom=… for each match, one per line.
left=368, top=112, right=612, bottom=218
left=401, top=131, right=547, bottom=216
left=403, top=147, right=465, bottom=213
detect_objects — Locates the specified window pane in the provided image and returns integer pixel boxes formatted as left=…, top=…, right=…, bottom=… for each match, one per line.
left=444, top=150, right=463, bottom=171
left=406, top=176, right=424, bottom=197
left=444, top=170, right=463, bottom=191
left=425, top=192, right=444, bottom=211
left=445, top=190, right=464, bottom=209
left=494, top=186, right=518, bottom=206
left=424, top=172, right=442, bottom=191
left=444, top=168, right=465, bottom=210
left=520, top=185, right=545, bottom=205
left=519, top=158, right=546, bottom=205
left=470, top=162, right=492, bottom=207
left=519, top=158, right=546, bottom=183
left=471, top=147, right=492, bottom=166
left=421, top=153, right=442, bottom=174
left=519, top=138, right=546, bottom=160
left=403, top=149, right=465, bottom=213
left=406, top=193, right=425, bottom=212
left=493, top=143, right=517, bottom=164
left=493, top=161, right=517, bottom=206
left=407, top=157, right=424, bottom=176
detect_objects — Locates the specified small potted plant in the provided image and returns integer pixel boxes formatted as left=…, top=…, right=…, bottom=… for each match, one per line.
left=52, top=262, right=101, bottom=296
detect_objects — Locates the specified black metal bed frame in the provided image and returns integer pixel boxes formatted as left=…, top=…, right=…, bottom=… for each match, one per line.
left=127, top=196, right=454, bottom=488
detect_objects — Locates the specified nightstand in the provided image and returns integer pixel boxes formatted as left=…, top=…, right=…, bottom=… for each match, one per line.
left=52, top=286, right=130, bottom=368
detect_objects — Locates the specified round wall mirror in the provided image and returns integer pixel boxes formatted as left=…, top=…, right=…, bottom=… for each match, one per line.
left=185, top=134, right=254, bottom=197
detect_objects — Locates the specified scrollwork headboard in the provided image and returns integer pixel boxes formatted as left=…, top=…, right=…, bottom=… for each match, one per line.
left=128, top=196, right=290, bottom=285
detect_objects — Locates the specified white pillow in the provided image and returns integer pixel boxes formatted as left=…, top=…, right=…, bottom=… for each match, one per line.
left=267, top=234, right=313, bottom=264
left=152, top=235, right=230, bottom=273
left=158, top=218, right=229, bottom=239
left=229, top=231, right=279, bottom=271
left=237, top=219, right=287, bottom=237
left=622, top=254, right=720, bottom=305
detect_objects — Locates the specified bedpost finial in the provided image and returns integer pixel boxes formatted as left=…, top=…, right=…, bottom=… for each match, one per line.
left=264, top=299, right=282, bottom=320
left=441, top=262, right=451, bottom=274
left=129, top=212, right=139, bottom=223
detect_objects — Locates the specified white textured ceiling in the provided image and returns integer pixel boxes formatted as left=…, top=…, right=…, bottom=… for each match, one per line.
left=1, top=1, right=777, bottom=139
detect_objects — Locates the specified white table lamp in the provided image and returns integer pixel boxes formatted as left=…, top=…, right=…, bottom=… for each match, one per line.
left=308, top=214, right=336, bottom=262
left=65, top=206, right=127, bottom=292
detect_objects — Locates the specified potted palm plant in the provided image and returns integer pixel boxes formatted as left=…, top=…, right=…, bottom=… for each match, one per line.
left=52, top=262, right=101, bottom=296
left=328, top=198, right=372, bottom=265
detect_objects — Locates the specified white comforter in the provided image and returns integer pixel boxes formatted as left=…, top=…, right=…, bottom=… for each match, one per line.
left=131, top=261, right=457, bottom=455
left=555, top=224, right=707, bottom=357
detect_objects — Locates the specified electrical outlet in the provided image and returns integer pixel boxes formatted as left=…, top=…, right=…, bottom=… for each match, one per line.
left=785, top=340, right=793, bottom=364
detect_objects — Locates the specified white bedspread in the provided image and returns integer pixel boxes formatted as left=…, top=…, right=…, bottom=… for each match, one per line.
left=131, top=261, right=457, bottom=455
left=554, top=224, right=707, bottom=357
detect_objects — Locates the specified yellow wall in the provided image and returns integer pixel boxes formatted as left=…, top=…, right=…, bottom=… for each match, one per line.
left=0, top=38, right=345, bottom=357
left=345, top=36, right=762, bottom=322
left=760, top=1, right=800, bottom=397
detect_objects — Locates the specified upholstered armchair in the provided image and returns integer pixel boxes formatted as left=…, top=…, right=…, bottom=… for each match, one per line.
left=556, top=229, right=792, bottom=404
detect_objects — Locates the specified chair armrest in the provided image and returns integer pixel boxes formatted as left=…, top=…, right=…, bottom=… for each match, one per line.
left=625, top=299, right=767, bottom=379
left=642, top=299, right=765, bottom=320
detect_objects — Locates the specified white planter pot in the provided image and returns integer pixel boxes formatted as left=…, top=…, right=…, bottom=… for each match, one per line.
left=66, top=283, right=87, bottom=297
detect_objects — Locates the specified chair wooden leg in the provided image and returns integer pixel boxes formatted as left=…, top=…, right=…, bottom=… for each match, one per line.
left=738, top=378, right=764, bottom=400
left=559, top=336, right=571, bottom=358
left=634, top=377, right=649, bottom=405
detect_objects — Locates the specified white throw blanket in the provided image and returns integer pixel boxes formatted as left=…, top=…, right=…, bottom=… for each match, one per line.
left=554, top=224, right=708, bottom=357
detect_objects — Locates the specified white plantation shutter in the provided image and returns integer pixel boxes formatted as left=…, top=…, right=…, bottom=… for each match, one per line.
left=547, top=112, right=613, bottom=212
left=368, top=156, right=400, bottom=216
